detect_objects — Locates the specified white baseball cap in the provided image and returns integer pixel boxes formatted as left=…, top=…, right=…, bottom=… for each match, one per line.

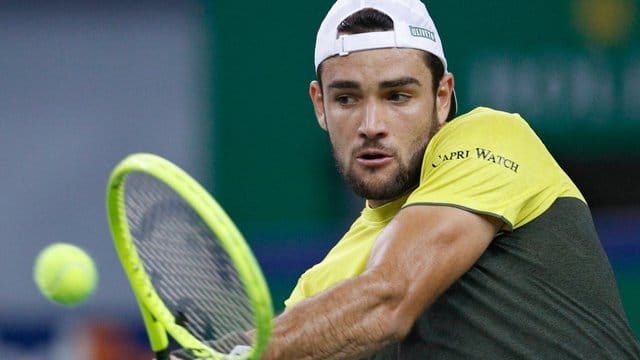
left=314, top=0, right=457, bottom=119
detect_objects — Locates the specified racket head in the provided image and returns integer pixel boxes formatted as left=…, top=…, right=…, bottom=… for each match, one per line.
left=106, top=153, right=272, bottom=359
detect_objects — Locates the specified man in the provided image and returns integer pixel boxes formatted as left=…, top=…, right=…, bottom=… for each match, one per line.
left=230, top=0, right=640, bottom=359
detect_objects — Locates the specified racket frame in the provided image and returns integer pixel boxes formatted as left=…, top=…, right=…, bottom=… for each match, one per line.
left=107, top=153, right=273, bottom=360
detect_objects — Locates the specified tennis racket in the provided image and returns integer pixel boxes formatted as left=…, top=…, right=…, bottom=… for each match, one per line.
left=106, top=153, right=273, bottom=360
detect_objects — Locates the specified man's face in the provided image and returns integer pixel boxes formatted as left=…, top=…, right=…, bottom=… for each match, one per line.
left=310, top=48, right=453, bottom=207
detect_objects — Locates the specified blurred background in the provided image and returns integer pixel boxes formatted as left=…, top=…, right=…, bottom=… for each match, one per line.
left=1, top=0, right=638, bottom=358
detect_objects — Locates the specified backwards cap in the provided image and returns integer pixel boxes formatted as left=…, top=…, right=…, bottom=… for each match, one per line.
left=314, top=0, right=457, bottom=119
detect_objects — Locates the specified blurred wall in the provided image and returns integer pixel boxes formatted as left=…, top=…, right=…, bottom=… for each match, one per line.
left=0, top=1, right=205, bottom=358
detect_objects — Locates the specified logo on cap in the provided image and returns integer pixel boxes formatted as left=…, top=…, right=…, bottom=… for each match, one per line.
left=409, top=26, right=436, bottom=42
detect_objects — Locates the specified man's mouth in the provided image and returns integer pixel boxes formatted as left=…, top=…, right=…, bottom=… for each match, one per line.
left=356, top=149, right=393, bottom=167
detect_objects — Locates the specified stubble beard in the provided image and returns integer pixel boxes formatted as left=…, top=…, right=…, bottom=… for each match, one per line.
left=331, top=112, right=440, bottom=202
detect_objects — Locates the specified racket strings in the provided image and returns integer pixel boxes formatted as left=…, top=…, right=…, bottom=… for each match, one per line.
left=124, top=173, right=254, bottom=353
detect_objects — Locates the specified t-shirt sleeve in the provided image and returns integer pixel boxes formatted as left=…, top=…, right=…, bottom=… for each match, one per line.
left=284, top=277, right=306, bottom=308
left=404, top=108, right=583, bottom=230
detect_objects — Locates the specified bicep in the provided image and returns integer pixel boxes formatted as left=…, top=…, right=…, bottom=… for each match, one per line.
left=365, top=205, right=501, bottom=325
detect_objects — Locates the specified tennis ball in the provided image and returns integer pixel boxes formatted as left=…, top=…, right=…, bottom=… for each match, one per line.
left=33, top=243, right=98, bottom=306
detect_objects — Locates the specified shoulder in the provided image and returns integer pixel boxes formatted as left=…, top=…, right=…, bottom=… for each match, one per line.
left=446, top=107, right=531, bottom=133
left=428, top=107, right=540, bottom=153
left=455, top=106, right=520, bottom=120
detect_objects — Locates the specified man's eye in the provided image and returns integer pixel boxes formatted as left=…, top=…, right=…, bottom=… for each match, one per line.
left=388, top=93, right=411, bottom=102
left=335, top=95, right=356, bottom=105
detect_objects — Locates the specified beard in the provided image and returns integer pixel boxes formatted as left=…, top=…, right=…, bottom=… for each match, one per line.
left=339, top=143, right=422, bottom=201
left=331, top=111, right=440, bottom=202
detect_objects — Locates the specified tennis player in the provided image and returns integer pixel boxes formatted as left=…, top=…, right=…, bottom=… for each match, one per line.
left=256, top=0, right=640, bottom=359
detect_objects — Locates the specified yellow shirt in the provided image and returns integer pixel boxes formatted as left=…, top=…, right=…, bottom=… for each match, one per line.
left=284, top=107, right=584, bottom=308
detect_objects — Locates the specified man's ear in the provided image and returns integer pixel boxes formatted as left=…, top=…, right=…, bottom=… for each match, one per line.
left=309, top=80, right=327, bottom=131
left=435, top=73, right=455, bottom=128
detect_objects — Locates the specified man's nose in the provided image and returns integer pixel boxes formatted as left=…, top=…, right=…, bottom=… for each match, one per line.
left=358, top=100, right=387, bottom=139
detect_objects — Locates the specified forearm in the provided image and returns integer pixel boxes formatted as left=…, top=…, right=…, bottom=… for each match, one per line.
left=262, top=269, right=407, bottom=360
left=262, top=207, right=499, bottom=359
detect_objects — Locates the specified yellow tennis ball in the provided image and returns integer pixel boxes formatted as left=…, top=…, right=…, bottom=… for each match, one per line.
left=33, top=243, right=98, bottom=306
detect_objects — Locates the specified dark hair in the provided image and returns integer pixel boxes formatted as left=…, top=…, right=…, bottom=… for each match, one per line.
left=317, top=8, right=445, bottom=94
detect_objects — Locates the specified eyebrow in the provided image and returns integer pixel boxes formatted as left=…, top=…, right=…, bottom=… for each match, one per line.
left=379, top=77, right=422, bottom=88
left=327, top=80, right=360, bottom=89
left=326, top=77, right=422, bottom=90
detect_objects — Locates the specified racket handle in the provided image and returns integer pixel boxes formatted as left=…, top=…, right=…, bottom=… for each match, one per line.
left=155, top=349, right=171, bottom=360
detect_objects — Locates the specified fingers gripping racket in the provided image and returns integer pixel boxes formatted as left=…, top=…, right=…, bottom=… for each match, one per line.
left=106, top=153, right=272, bottom=359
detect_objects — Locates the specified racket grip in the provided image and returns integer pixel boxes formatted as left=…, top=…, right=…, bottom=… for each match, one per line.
left=155, top=348, right=171, bottom=360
